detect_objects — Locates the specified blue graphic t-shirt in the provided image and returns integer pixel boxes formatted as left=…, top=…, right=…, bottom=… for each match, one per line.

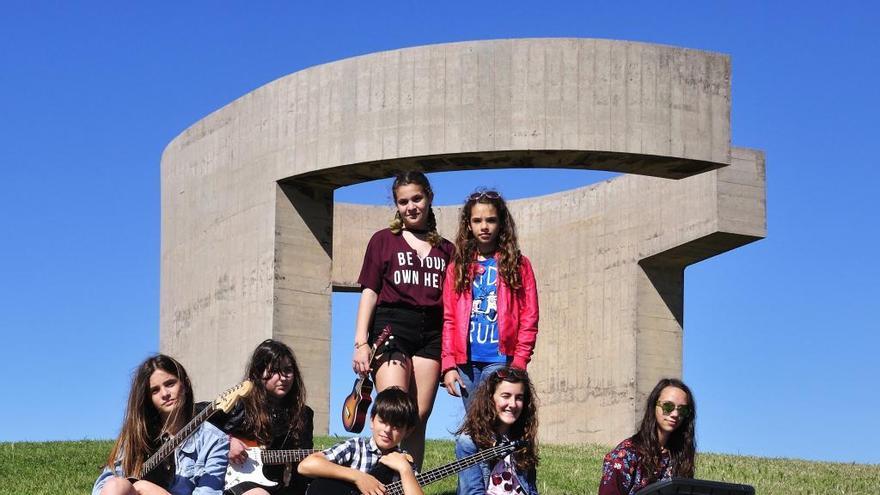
left=469, top=258, right=506, bottom=363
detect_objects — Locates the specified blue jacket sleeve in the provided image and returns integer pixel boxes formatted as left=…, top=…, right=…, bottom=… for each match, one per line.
left=455, top=434, right=488, bottom=495
left=192, top=425, right=230, bottom=495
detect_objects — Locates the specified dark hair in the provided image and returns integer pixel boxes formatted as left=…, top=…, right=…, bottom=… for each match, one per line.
left=238, top=339, right=308, bottom=445
left=632, top=378, right=697, bottom=481
left=452, top=189, right=522, bottom=294
left=389, top=171, right=442, bottom=247
left=105, top=354, right=194, bottom=476
left=456, top=367, right=539, bottom=472
left=371, top=386, right=418, bottom=430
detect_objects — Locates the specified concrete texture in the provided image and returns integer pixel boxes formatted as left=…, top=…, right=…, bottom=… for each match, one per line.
left=160, top=38, right=764, bottom=443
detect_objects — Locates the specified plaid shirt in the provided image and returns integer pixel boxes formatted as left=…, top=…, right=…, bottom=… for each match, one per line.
left=322, top=437, right=413, bottom=473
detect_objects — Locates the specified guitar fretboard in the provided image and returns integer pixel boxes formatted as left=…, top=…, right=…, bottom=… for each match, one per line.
left=260, top=449, right=315, bottom=465
left=384, top=442, right=519, bottom=495
left=142, top=403, right=215, bottom=475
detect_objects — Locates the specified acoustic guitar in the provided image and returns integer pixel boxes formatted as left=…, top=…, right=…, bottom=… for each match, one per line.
left=224, top=439, right=316, bottom=491
left=135, top=380, right=254, bottom=488
left=341, top=324, right=393, bottom=433
left=306, top=440, right=525, bottom=495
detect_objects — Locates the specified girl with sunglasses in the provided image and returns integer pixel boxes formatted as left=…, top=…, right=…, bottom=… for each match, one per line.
left=352, top=171, right=455, bottom=468
left=441, top=190, right=539, bottom=409
left=599, top=378, right=697, bottom=495
left=212, top=339, right=313, bottom=495
left=455, top=367, right=539, bottom=495
left=93, top=355, right=230, bottom=495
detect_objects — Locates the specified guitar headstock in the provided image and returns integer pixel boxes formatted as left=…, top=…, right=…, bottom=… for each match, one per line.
left=214, top=380, right=254, bottom=413
left=374, top=324, right=393, bottom=349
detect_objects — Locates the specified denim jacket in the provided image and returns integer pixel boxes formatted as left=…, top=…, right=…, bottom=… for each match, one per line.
left=92, top=422, right=229, bottom=495
left=455, top=434, right=538, bottom=495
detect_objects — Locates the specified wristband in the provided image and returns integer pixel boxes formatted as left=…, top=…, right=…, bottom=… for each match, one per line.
left=354, top=341, right=369, bottom=350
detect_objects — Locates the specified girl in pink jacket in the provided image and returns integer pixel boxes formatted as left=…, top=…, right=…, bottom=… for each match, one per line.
left=441, top=190, right=539, bottom=409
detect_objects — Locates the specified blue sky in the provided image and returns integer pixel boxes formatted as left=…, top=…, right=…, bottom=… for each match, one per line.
left=2, top=1, right=878, bottom=465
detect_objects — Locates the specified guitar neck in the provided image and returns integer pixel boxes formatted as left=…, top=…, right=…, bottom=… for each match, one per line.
left=142, top=403, right=214, bottom=474
left=384, top=443, right=516, bottom=495
left=259, top=449, right=315, bottom=465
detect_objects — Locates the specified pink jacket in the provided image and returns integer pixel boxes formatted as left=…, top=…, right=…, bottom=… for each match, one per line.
left=441, top=254, right=539, bottom=372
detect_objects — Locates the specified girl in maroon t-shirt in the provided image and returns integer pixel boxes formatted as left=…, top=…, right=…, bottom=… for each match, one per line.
left=352, top=171, right=454, bottom=469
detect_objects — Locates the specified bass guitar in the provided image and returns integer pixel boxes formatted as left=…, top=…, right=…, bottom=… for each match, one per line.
left=224, top=439, right=316, bottom=491
left=136, top=380, right=254, bottom=487
left=306, top=440, right=524, bottom=495
left=341, top=324, right=393, bottom=433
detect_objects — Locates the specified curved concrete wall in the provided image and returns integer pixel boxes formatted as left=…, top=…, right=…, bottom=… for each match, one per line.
left=160, top=38, right=762, bottom=442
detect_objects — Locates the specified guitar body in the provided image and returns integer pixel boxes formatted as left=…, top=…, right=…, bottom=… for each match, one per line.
left=225, top=438, right=316, bottom=492
left=306, top=464, right=397, bottom=495
left=341, top=375, right=374, bottom=433
left=224, top=446, right=278, bottom=491
left=341, top=325, right=393, bottom=433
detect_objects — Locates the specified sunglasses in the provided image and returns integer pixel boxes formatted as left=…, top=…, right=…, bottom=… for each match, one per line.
left=494, top=367, right=527, bottom=380
left=656, top=400, right=691, bottom=418
left=468, top=190, right=502, bottom=201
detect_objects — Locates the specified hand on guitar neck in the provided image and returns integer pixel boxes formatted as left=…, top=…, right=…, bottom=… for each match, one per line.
left=342, top=325, right=393, bottom=433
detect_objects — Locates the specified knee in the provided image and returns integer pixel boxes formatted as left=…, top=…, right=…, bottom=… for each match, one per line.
left=99, top=477, right=135, bottom=495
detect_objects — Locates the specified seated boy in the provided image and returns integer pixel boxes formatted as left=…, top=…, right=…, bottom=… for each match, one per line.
left=298, top=387, right=422, bottom=495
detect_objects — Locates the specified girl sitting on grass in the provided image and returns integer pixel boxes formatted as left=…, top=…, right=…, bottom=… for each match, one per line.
left=599, top=378, right=697, bottom=495
left=212, top=339, right=313, bottom=495
left=93, top=355, right=229, bottom=495
left=454, top=367, right=539, bottom=495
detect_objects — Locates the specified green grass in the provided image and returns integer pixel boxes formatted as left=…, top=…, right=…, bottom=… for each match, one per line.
left=2, top=438, right=878, bottom=495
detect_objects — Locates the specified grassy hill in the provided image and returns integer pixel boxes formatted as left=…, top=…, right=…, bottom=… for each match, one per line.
left=2, top=437, right=878, bottom=494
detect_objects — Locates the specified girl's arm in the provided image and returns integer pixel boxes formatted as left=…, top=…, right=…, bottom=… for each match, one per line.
left=455, top=435, right=488, bottom=495
left=352, top=288, right=379, bottom=374
left=441, top=262, right=466, bottom=396
left=193, top=427, right=231, bottom=495
left=511, top=256, right=539, bottom=370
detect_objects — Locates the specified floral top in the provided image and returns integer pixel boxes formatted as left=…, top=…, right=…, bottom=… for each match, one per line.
left=598, top=438, right=671, bottom=495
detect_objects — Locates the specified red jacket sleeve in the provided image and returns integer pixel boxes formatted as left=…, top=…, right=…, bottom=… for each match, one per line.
left=510, top=255, right=539, bottom=370
left=441, top=261, right=459, bottom=373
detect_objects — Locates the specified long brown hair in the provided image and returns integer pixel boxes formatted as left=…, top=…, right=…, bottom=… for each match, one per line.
left=632, top=378, right=697, bottom=481
left=105, top=354, right=194, bottom=476
left=452, top=190, right=522, bottom=294
left=237, top=339, right=308, bottom=445
left=388, top=171, right=442, bottom=247
left=456, top=367, right=539, bottom=472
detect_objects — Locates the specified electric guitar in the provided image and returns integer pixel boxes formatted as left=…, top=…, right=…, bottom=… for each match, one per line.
left=136, top=380, right=254, bottom=487
left=306, top=440, right=525, bottom=495
left=341, top=325, right=393, bottom=433
left=224, top=438, right=316, bottom=491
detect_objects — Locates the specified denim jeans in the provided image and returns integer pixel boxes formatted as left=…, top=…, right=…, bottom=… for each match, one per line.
left=457, top=361, right=508, bottom=410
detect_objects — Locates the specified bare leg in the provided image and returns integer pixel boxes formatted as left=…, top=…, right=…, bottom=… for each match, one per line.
left=374, top=351, right=412, bottom=392
left=98, top=477, right=137, bottom=495
left=401, top=356, right=441, bottom=469
left=131, top=479, right=171, bottom=495
left=242, top=488, right=272, bottom=495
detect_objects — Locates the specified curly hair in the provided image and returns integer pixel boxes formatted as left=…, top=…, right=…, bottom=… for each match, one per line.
left=388, top=171, right=442, bottom=247
left=632, top=378, right=697, bottom=481
left=452, top=190, right=522, bottom=294
left=237, top=339, right=309, bottom=445
left=105, top=354, right=194, bottom=477
left=456, top=367, right=539, bottom=472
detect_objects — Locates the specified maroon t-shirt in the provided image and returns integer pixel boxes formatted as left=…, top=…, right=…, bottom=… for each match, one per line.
left=358, top=228, right=454, bottom=308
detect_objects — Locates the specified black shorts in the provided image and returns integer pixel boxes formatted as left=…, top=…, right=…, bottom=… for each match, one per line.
left=369, top=305, right=442, bottom=360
